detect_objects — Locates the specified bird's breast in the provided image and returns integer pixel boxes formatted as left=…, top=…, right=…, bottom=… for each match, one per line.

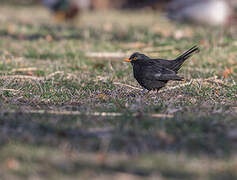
left=133, top=64, right=143, bottom=79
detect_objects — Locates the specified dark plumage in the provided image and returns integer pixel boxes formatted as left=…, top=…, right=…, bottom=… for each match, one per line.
left=124, top=46, right=199, bottom=91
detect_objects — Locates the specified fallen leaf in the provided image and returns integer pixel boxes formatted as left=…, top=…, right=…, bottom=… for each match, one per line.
left=7, top=23, right=16, bottom=35
left=96, top=153, right=107, bottom=165
left=46, top=34, right=53, bottom=42
left=4, top=158, right=20, bottom=170
left=223, top=67, right=233, bottom=78
left=55, top=11, right=66, bottom=22
left=200, top=40, right=208, bottom=46
left=96, top=93, right=109, bottom=101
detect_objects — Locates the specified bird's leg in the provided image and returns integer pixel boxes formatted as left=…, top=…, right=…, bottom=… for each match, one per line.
left=156, top=88, right=161, bottom=96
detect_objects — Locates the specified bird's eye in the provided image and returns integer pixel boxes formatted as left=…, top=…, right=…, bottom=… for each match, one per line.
left=133, top=57, right=137, bottom=60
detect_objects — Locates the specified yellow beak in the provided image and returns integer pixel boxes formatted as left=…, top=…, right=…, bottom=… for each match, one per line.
left=124, top=58, right=131, bottom=62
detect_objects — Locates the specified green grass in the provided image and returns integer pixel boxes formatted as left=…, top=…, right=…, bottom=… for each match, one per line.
left=0, top=4, right=237, bottom=180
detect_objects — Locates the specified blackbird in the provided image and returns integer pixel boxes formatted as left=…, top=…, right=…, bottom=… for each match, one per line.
left=124, top=45, right=199, bottom=91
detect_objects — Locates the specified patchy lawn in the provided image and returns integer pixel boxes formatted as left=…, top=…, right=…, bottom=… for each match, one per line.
left=0, top=4, right=237, bottom=180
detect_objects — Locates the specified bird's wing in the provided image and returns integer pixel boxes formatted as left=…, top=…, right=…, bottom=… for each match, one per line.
left=143, top=64, right=183, bottom=81
left=150, top=58, right=174, bottom=68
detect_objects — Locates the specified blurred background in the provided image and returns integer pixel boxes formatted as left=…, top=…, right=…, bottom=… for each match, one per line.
left=2, top=0, right=237, bottom=25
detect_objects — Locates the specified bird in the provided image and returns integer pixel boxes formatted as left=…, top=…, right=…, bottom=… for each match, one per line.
left=166, top=0, right=231, bottom=26
left=124, top=46, right=199, bottom=91
left=42, top=0, right=91, bottom=21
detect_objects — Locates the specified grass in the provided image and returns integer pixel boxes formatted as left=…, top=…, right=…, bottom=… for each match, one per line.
left=0, top=4, right=237, bottom=180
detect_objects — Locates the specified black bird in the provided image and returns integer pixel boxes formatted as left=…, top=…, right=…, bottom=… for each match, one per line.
left=124, top=46, right=199, bottom=91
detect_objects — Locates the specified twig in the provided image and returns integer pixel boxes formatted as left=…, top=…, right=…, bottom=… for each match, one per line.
left=0, top=88, right=19, bottom=92
left=183, top=67, right=217, bottom=73
left=159, top=80, right=193, bottom=93
left=11, top=67, right=38, bottom=73
left=6, top=110, right=173, bottom=118
left=0, top=71, right=76, bottom=81
left=0, top=75, right=44, bottom=81
left=45, top=71, right=65, bottom=79
left=86, top=52, right=128, bottom=60
left=150, top=113, right=173, bottom=118
left=113, top=82, right=143, bottom=90
left=206, top=79, right=228, bottom=87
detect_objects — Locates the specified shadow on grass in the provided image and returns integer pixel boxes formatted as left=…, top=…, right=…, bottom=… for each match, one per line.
left=1, top=110, right=237, bottom=179
left=36, top=156, right=196, bottom=180
left=0, top=111, right=234, bottom=156
left=1, top=144, right=199, bottom=180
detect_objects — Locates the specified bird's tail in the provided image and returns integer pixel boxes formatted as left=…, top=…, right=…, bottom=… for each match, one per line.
left=171, top=45, right=200, bottom=72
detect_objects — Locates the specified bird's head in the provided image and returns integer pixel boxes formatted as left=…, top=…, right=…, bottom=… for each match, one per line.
left=124, top=52, right=149, bottom=64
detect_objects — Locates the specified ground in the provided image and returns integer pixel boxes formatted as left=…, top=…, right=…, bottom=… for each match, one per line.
left=0, top=4, right=237, bottom=180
